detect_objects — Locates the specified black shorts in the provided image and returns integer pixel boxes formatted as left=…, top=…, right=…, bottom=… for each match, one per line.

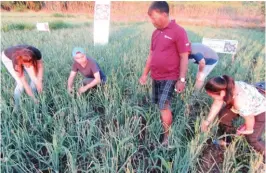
left=152, top=80, right=177, bottom=110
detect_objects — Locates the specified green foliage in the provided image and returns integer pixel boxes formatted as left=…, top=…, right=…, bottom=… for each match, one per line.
left=49, top=21, right=74, bottom=30
left=1, top=22, right=265, bottom=172
left=1, top=21, right=92, bottom=32
left=52, top=13, right=76, bottom=18
left=1, top=23, right=35, bottom=32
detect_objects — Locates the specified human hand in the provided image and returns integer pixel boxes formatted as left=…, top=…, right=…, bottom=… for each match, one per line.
left=36, top=80, right=43, bottom=93
left=175, top=81, right=186, bottom=93
left=68, top=87, right=74, bottom=95
left=78, top=86, right=87, bottom=95
left=237, top=124, right=254, bottom=135
left=139, top=75, right=148, bottom=85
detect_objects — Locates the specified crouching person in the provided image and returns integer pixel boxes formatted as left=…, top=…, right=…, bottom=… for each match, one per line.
left=67, top=47, right=106, bottom=95
left=189, top=43, right=219, bottom=91
left=201, top=75, right=265, bottom=159
left=1, top=45, right=44, bottom=110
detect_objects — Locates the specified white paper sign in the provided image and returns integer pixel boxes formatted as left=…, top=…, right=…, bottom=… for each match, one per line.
left=202, top=38, right=238, bottom=54
left=36, top=22, right=50, bottom=32
left=94, top=0, right=111, bottom=45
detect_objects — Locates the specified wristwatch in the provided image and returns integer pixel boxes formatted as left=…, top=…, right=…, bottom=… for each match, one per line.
left=179, top=77, right=186, bottom=83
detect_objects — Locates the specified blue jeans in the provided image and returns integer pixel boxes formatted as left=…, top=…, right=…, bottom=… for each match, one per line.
left=82, top=77, right=106, bottom=86
left=14, top=79, right=37, bottom=108
left=1, top=51, right=37, bottom=109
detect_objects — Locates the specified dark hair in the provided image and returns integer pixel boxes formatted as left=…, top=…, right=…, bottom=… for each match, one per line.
left=13, top=48, right=38, bottom=77
left=148, top=1, right=169, bottom=15
left=205, top=75, right=235, bottom=108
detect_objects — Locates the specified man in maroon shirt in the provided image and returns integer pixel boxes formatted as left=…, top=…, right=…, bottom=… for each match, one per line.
left=139, top=1, right=191, bottom=145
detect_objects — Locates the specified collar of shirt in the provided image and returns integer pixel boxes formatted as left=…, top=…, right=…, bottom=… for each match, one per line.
left=159, top=19, right=176, bottom=31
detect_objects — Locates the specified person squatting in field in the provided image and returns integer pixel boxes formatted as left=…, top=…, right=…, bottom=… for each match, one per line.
left=139, top=1, right=190, bottom=146
left=188, top=43, right=219, bottom=91
left=201, top=75, right=266, bottom=159
left=67, top=47, right=106, bottom=96
left=1, top=45, right=44, bottom=111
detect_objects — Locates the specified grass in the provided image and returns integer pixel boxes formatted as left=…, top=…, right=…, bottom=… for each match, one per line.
left=1, top=23, right=35, bottom=32
left=1, top=19, right=265, bottom=173
left=1, top=12, right=91, bottom=26
left=49, top=20, right=74, bottom=30
left=0, top=12, right=92, bottom=32
left=1, top=21, right=93, bottom=32
left=52, top=13, right=76, bottom=18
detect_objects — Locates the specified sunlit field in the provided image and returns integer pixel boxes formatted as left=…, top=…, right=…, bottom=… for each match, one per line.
left=1, top=12, right=265, bottom=173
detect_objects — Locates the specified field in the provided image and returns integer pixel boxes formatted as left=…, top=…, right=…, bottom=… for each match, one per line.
left=1, top=11, right=265, bottom=173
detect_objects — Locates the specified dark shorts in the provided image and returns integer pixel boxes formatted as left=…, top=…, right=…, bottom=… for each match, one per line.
left=82, top=77, right=106, bottom=85
left=152, top=80, right=177, bottom=110
left=82, top=77, right=106, bottom=90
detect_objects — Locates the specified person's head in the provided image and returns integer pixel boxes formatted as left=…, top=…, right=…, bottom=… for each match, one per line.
left=72, top=47, right=87, bottom=64
left=148, top=1, right=169, bottom=29
left=205, top=75, right=235, bottom=108
left=13, top=48, right=38, bottom=76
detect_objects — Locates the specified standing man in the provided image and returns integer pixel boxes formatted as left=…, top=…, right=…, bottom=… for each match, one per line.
left=139, top=1, right=191, bottom=145
left=189, top=43, right=219, bottom=91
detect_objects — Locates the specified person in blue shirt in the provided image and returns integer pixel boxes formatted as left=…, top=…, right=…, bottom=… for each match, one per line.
left=189, top=43, right=219, bottom=91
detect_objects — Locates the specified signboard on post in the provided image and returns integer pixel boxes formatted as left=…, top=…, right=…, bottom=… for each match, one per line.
left=202, top=38, right=238, bottom=61
left=94, top=0, right=111, bottom=45
left=36, top=22, right=50, bottom=32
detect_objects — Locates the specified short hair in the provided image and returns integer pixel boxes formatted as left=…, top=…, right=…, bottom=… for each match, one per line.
left=148, top=1, right=169, bottom=15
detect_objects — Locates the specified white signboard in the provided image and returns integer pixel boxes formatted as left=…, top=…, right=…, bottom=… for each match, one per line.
left=202, top=38, right=238, bottom=54
left=94, top=1, right=111, bottom=45
left=36, top=22, right=50, bottom=32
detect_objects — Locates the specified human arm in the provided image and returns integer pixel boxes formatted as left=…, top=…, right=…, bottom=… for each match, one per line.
left=201, top=99, right=224, bottom=132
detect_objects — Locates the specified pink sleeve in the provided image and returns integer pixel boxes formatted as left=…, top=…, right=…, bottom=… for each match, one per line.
left=175, top=27, right=191, bottom=54
left=71, top=62, right=78, bottom=72
left=150, top=31, right=155, bottom=51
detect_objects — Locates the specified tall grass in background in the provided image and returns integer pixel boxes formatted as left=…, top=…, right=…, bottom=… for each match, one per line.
left=1, top=21, right=92, bottom=32
left=1, top=23, right=35, bottom=32
left=1, top=22, right=265, bottom=172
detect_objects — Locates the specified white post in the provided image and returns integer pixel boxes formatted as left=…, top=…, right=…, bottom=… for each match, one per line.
left=94, top=0, right=111, bottom=45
